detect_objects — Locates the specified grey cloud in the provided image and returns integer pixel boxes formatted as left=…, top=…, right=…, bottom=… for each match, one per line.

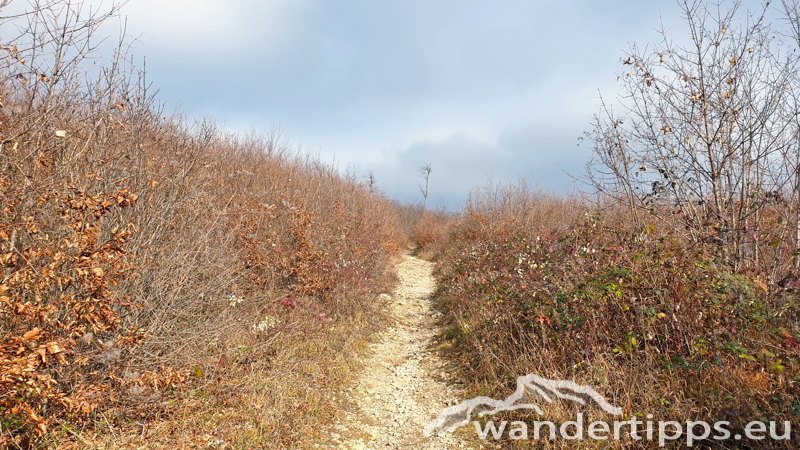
left=359, top=122, right=588, bottom=209
left=1, top=0, right=772, bottom=208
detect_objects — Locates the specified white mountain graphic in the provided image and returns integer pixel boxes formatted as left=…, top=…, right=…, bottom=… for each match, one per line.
left=423, top=373, right=623, bottom=437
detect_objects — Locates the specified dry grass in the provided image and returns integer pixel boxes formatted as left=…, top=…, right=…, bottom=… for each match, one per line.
left=430, top=182, right=800, bottom=449
left=0, top=3, right=402, bottom=448
left=392, top=201, right=455, bottom=260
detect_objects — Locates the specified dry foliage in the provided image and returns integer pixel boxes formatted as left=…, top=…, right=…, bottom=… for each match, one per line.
left=429, top=5, right=800, bottom=443
left=432, top=185, right=800, bottom=448
left=0, top=1, right=401, bottom=447
left=587, top=0, right=800, bottom=280
left=392, top=201, right=454, bottom=260
left=0, top=183, right=146, bottom=439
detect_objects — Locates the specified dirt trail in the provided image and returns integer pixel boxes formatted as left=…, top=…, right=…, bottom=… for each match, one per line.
left=314, top=255, right=475, bottom=450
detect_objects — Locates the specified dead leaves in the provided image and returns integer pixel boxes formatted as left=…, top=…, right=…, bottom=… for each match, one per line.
left=23, top=328, right=41, bottom=341
left=0, top=180, right=149, bottom=436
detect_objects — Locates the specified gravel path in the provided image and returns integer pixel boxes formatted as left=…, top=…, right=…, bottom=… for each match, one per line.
left=314, top=255, right=476, bottom=450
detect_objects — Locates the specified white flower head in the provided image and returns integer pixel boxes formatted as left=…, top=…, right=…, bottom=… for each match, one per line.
left=228, top=294, right=244, bottom=307
left=252, top=315, right=281, bottom=334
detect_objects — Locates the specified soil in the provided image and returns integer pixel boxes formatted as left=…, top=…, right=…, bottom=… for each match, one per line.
left=313, top=255, right=478, bottom=450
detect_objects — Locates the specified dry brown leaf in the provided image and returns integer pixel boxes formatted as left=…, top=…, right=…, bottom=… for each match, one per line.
left=23, top=328, right=42, bottom=341
left=45, top=342, right=62, bottom=354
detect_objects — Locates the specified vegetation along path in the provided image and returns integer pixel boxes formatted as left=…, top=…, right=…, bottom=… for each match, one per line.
left=314, top=255, right=476, bottom=449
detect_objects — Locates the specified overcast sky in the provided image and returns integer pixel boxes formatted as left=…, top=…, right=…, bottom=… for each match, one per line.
left=3, top=0, right=772, bottom=208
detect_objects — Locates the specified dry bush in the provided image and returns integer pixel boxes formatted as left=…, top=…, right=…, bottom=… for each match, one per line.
left=465, top=178, right=583, bottom=233
left=0, top=181, right=145, bottom=442
left=411, top=211, right=453, bottom=260
left=391, top=200, right=454, bottom=259
left=432, top=182, right=800, bottom=448
left=0, top=2, right=402, bottom=447
left=392, top=201, right=426, bottom=247
left=424, top=4, right=800, bottom=446
left=587, top=0, right=800, bottom=283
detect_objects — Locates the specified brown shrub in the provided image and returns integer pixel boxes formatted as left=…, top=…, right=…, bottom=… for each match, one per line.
left=0, top=2, right=402, bottom=447
left=411, top=211, right=453, bottom=259
left=432, top=181, right=800, bottom=448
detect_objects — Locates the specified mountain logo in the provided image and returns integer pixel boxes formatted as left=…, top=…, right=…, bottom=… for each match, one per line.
left=423, top=373, right=622, bottom=437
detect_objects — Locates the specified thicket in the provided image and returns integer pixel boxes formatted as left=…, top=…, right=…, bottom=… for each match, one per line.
left=391, top=200, right=453, bottom=260
left=0, top=2, right=400, bottom=447
left=431, top=2, right=800, bottom=448
left=434, top=186, right=799, bottom=448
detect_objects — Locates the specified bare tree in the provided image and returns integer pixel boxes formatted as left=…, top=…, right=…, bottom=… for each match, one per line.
left=780, top=0, right=800, bottom=270
left=418, top=162, right=432, bottom=210
left=586, top=0, right=800, bottom=276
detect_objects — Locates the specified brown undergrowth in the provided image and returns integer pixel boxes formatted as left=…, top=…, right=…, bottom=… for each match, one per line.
left=432, top=182, right=800, bottom=448
left=393, top=202, right=454, bottom=260
left=0, top=2, right=401, bottom=448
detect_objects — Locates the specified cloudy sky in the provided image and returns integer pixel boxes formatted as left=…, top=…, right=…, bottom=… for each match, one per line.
left=3, top=0, right=771, bottom=207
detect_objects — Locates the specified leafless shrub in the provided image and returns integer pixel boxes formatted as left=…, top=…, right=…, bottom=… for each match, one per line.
left=586, top=0, right=800, bottom=279
left=0, top=1, right=402, bottom=446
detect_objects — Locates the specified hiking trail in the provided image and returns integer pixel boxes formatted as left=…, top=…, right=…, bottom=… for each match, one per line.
left=314, top=255, right=478, bottom=450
